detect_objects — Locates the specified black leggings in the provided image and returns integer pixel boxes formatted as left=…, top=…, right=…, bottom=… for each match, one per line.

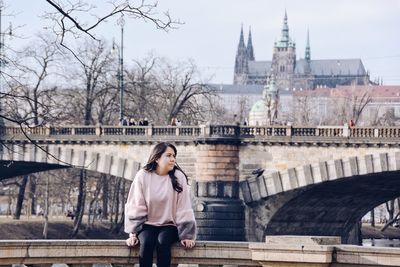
left=138, top=224, right=179, bottom=267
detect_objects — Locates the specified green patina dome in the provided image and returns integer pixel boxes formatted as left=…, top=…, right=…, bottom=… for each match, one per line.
left=250, top=99, right=266, bottom=113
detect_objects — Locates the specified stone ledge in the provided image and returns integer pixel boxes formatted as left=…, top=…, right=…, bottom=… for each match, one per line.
left=265, top=235, right=341, bottom=245
left=2, top=240, right=400, bottom=266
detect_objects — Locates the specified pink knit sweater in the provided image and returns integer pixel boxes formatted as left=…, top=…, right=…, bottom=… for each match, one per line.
left=124, top=169, right=197, bottom=240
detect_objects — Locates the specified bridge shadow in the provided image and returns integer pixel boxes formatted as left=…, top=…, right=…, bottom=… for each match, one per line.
left=264, top=170, right=400, bottom=243
left=241, top=152, right=400, bottom=243
left=0, top=144, right=140, bottom=181
left=0, top=161, right=66, bottom=180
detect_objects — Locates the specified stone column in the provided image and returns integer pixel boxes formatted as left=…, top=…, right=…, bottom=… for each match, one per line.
left=193, top=142, right=245, bottom=241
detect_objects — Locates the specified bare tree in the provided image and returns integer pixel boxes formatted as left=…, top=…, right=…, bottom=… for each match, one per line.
left=1, top=34, right=62, bottom=126
left=381, top=198, right=400, bottom=232
left=123, top=54, right=159, bottom=122
left=71, top=169, right=87, bottom=237
left=69, top=39, right=116, bottom=125
left=350, top=91, right=372, bottom=125
left=2, top=0, right=178, bottom=127
left=43, top=0, right=177, bottom=55
left=154, top=58, right=216, bottom=124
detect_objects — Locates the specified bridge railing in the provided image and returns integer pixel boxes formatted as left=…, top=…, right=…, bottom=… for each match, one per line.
left=1, top=239, right=400, bottom=267
left=2, top=125, right=400, bottom=140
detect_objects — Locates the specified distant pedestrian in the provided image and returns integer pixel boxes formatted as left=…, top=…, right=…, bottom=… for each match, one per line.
left=348, top=119, right=355, bottom=128
left=170, top=117, right=177, bottom=126
left=96, top=207, right=103, bottom=220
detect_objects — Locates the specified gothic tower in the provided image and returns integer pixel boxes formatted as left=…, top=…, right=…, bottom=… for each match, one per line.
left=271, top=10, right=296, bottom=90
left=247, top=27, right=255, bottom=61
left=234, top=25, right=249, bottom=84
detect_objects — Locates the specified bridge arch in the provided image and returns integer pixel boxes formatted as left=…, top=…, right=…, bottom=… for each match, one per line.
left=0, top=143, right=140, bottom=181
left=241, top=152, right=400, bottom=243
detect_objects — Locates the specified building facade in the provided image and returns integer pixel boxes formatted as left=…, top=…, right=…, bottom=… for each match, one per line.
left=233, top=11, right=371, bottom=90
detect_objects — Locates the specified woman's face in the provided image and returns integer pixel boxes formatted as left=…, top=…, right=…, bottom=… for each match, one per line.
left=156, top=146, right=176, bottom=174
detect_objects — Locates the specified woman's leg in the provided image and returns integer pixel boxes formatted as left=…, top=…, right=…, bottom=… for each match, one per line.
left=138, top=225, right=158, bottom=267
left=156, top=225, right=179, bottom=267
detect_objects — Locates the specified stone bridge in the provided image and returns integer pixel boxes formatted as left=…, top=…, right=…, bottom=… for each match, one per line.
left=1, top=124, right=400, bottom=244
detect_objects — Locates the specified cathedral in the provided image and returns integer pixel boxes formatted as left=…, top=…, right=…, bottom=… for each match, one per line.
left=234, top=11, right=371, bottom=90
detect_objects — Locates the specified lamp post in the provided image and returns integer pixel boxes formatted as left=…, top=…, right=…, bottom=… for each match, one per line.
left=115, top=16, right=125, bottom=124
left=0, top=0, right=4, bottom=127
left=0, top=0, right=12, bottom=127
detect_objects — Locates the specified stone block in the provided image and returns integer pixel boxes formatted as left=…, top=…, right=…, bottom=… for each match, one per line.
left=102, top=154, right=112, bottom=174
left=334, top=159, right=344, bottom=178
left=287, top=168, right=299, bottom=189
left=379, top=153, right=388, bottom=172
left=318, top=161, right=329, bottom=182
left=76, top=149, right=85, bottom=167
left=265, top=172, right=283, bottom=195
left=303, top=164, right=314, bottom=185
left=365, top=154, right=374, bottom=174
left=29, top=145, right=37, bottom=162
left=239, top=180, right=252, bottom=203
left=16, top=144, right=25, bottom=162
left=257, top=175, right=268, bottom=198
left=248, top=176, right=261, bottom=202
left=63, top=148, right=73, bottom=165
left=39, top=145, right=49, bottom=164
left=349, top=156, right=359, bottom=176
left=116, top=158, right=127, bottom=178
left=395, top=151, right=400, bottom=170
left=87, top=152, right=99, bottom=171
left=265, top=235, right=341, bottom=245
left=271, top=172, right=283, bottom=193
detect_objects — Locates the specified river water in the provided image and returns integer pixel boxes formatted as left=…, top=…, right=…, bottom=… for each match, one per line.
left=363, top=238, right=400, bottom=247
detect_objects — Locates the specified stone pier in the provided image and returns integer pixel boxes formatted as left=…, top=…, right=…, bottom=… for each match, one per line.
left=193, top=143, right=245, bottom=241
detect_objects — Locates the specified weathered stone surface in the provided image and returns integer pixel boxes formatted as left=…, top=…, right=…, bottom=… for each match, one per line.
left=265, top=235, right=341, bottom=245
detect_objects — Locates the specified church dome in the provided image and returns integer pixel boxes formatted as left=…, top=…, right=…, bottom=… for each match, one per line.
left=249, top=100, right=267, bottom=126
left=250, top=99, right=266, bottom=113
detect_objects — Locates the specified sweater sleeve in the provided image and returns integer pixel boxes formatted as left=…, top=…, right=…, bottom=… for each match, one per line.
left=175, top=172, right=197, bottom=240
left=124, top=170, right=148, bottom=234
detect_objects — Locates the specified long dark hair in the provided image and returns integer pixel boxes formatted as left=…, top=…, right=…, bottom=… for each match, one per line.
left=143, top=142, right=188, bottom=193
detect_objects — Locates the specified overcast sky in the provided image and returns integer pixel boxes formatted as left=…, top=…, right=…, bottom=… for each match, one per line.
left=6, top=0, right=400, bottom=85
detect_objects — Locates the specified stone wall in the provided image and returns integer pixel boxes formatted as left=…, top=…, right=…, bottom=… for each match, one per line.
left=239, top=144, right=400, bottom=180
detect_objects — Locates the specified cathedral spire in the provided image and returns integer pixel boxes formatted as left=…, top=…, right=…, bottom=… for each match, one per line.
left=280, top=10, right=289, bottom=46
left=247, top=27, right=255, bottom=61
left=238, top=24, right=246, bottom=49
left=234, top=24, right=249, bottom=84
left=305, top=29, right=311, bottom=61
left=275, top=9, right=293, bottom=48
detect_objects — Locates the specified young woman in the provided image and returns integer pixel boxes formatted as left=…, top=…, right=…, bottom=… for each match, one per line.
left=125, top=142, right=196, bottom=267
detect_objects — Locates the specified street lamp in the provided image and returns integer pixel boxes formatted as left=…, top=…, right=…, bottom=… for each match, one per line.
left=113, top=16, right=125, bottom=124
left=0, top=0, right=12, bottom=127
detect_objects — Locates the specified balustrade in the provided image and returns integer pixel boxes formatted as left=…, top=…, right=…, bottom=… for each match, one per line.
left=209, top=125, right=239, bottom=137
left=49, top=127, right=73, bottom=135
left=378, top=127, right=400, bottom=138
left=317, top=126, right=343, bottom=137
left=292, top=127, right=316, bottom=136
left=1, top=125, right=400, bottom=143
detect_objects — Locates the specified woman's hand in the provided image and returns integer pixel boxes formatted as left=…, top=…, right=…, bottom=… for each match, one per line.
left=126, top=235, right=139, bottom=247
left=181, top=239, right=195, bottom=249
